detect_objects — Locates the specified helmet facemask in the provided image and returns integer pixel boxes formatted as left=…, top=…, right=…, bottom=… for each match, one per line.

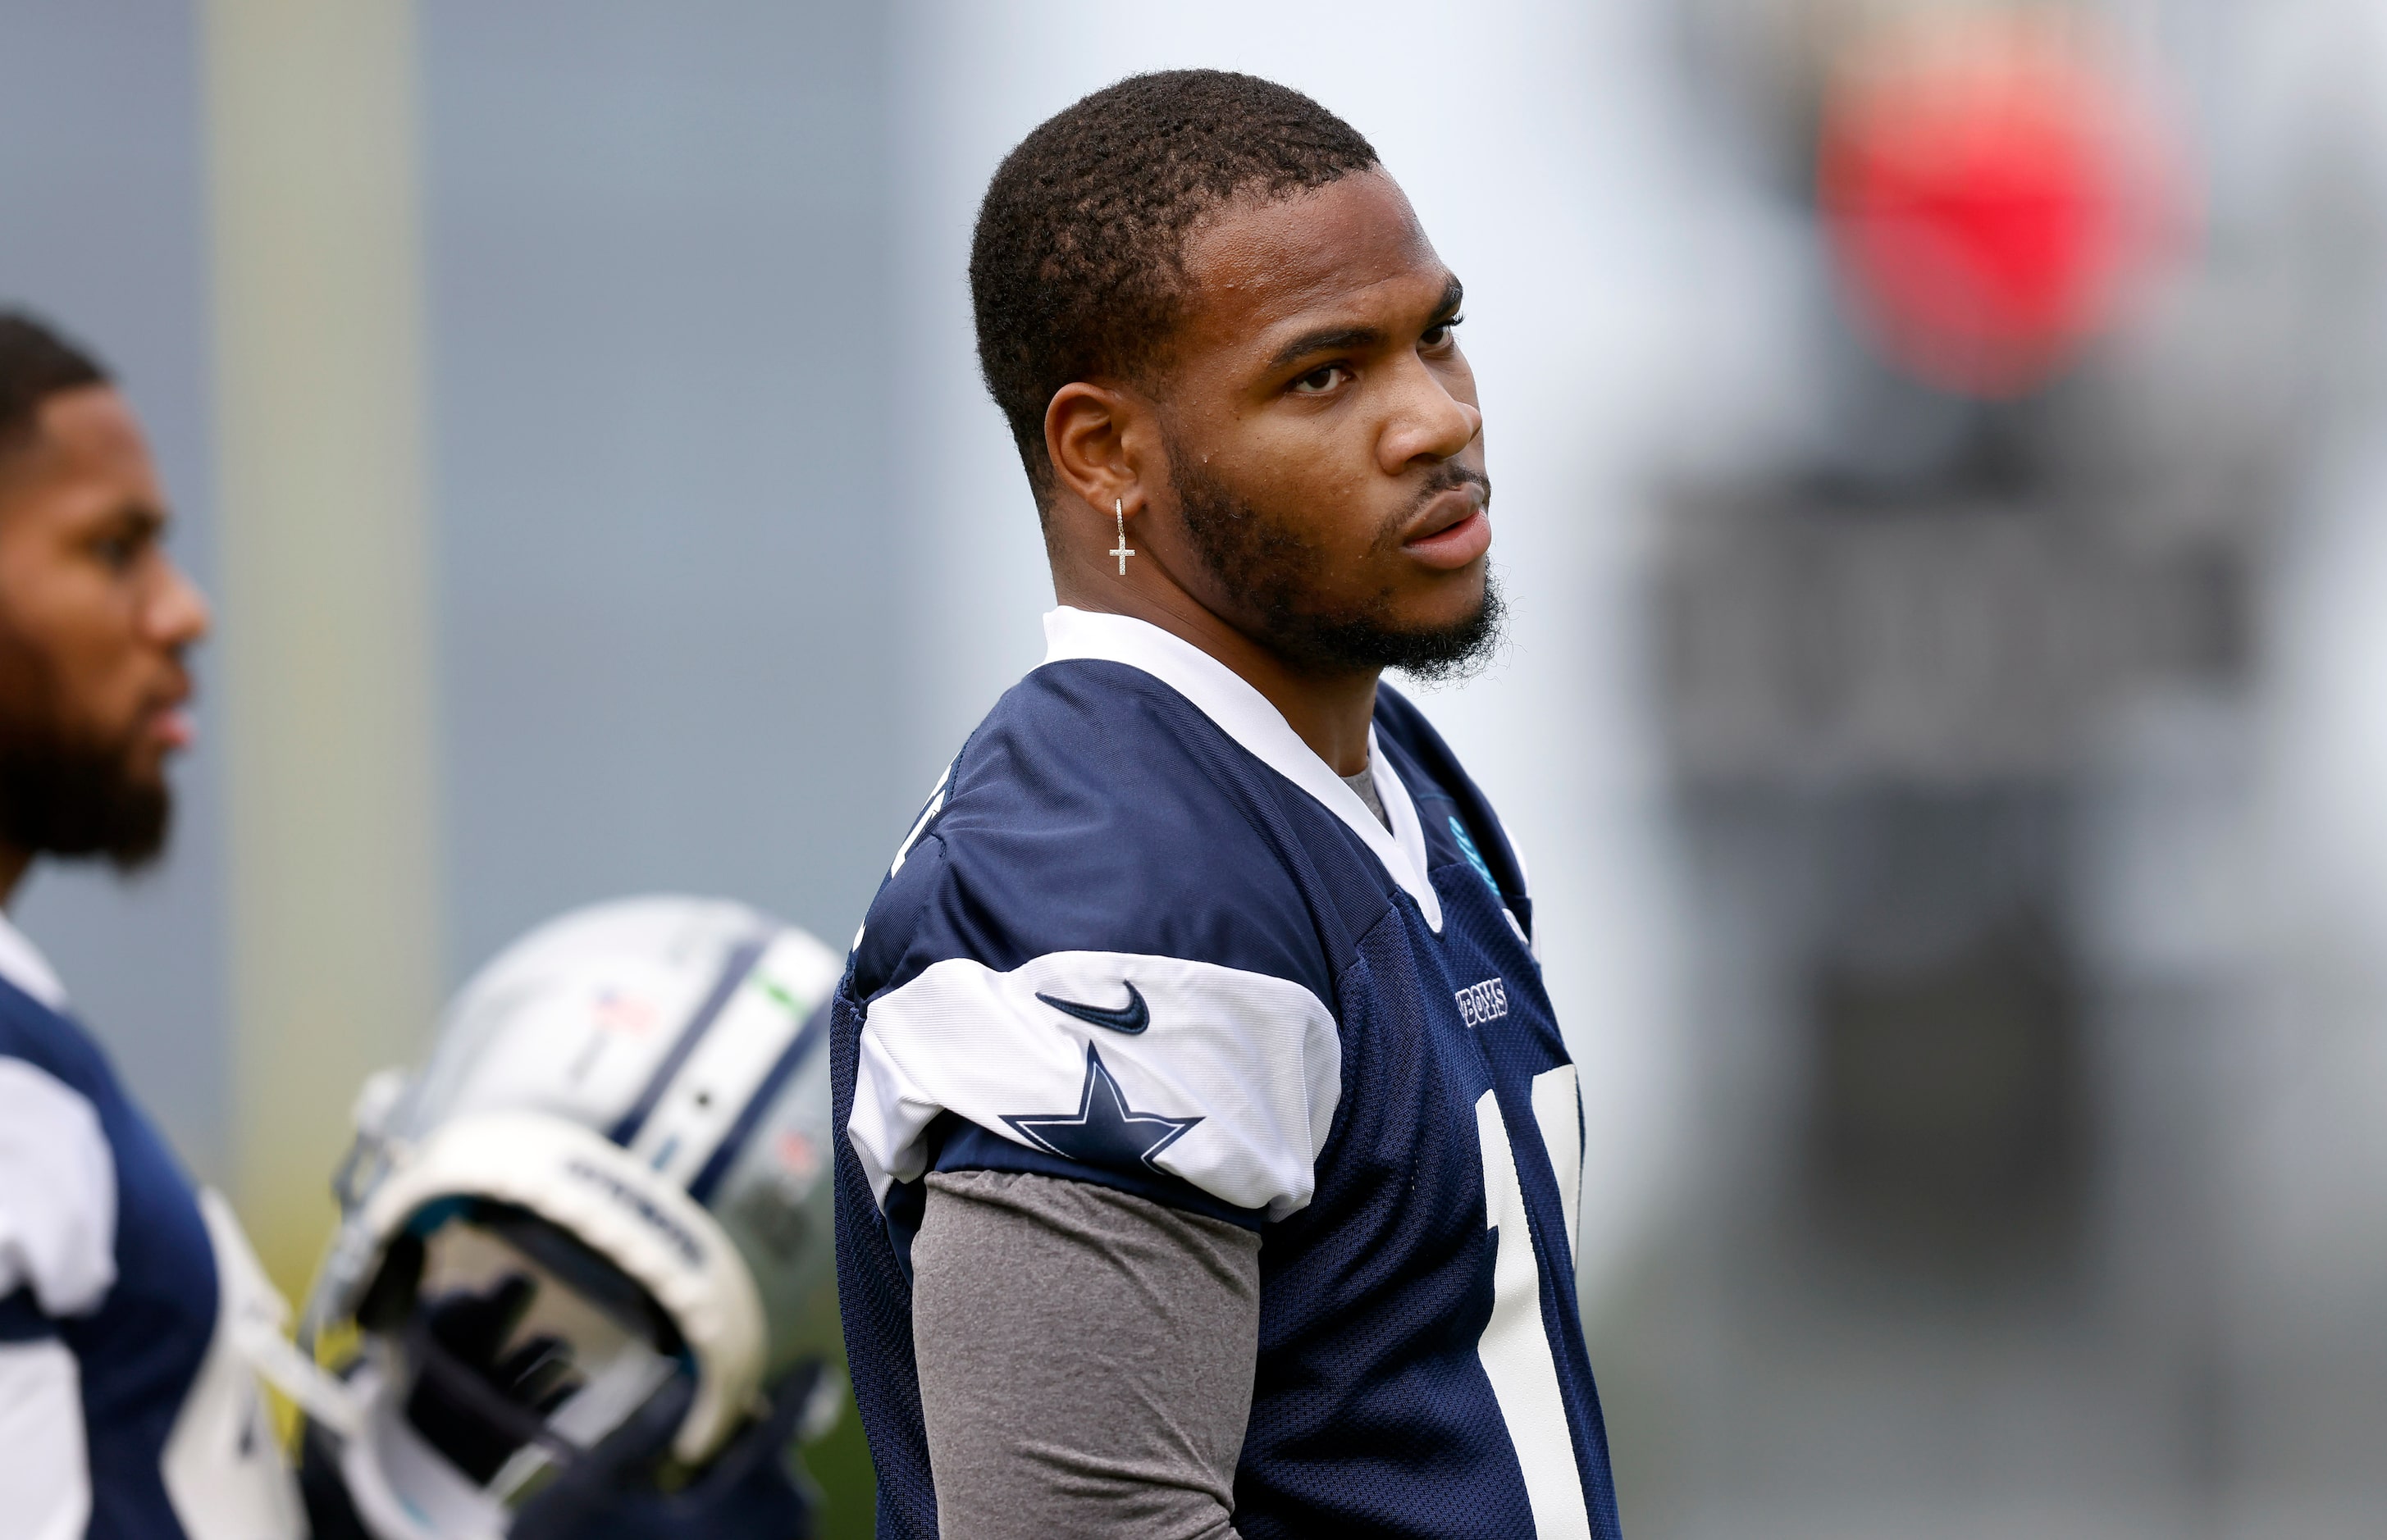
left=285, top=896, right=843, bottom=1540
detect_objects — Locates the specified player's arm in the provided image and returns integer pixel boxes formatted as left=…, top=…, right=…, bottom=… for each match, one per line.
left=911, top=1169, right=1257, bottom=1540
left=0, top=1059, right=118, bottom=1540
left=848, top=748, right=1340, bottom=1534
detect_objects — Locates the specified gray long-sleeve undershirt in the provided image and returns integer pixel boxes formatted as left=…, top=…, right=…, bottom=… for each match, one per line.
left=911, top=1169, right=1262, bottom=1539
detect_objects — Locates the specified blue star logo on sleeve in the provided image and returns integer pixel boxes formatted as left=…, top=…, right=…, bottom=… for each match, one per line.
left=1002, top=1044, right=1202, bottom=1173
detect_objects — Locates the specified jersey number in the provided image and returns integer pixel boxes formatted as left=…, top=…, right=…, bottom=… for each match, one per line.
left=1474, top=1068, right=1591, bottom=1539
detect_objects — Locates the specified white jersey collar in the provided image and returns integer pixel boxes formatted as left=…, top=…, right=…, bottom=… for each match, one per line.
left=1040, top=606, right=1444, bottom=932
left=0, top=909, right=69, bottom=1011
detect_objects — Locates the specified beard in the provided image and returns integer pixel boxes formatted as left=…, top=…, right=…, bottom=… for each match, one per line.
left=1170, top=446, right=1504, bottom=685
left=0, top=632, right=170, bottom=872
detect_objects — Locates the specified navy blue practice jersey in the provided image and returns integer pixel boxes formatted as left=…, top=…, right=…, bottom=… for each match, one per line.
left=832, top=608, right=1622, bottom=1540
left=0, top=958, right=302, bottom=1539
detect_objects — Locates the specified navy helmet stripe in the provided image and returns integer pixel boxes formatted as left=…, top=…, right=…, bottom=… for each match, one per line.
left=687, top=997, right=829, bottom=1205
left=606, top=936, right=769, bottom=1147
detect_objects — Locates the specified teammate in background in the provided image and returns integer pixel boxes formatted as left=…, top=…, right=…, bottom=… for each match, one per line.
left=835, top=71, right=1621, bottom=1540
left=0, top=312, right=302, bottom=1538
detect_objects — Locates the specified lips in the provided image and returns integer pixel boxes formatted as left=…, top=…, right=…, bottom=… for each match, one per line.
left=148, top=706, right=195, bottom=751
left=1399, top=486, right=1492, bottom=571
left=144, top=676, right=196, bottom=751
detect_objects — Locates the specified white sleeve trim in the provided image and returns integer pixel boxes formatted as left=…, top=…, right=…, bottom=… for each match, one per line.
left=0, top=1339, right=91, bottom=1540
left=0, top=914, right=69, bottom=1012
left=850, top=951, right=1340, bottom=1222
left=0, top=1059, right=116, bottom=1314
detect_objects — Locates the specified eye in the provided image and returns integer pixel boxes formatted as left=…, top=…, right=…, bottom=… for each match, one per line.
left=1289, top=363, right=1351, bottom=395
left=87, top=517, right=157, bottom=575
left=1422, top=314, right=1465, bottom=349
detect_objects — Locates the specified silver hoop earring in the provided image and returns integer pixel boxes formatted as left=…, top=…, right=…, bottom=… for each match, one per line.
left=1110, top=498, right=1134, bottom=576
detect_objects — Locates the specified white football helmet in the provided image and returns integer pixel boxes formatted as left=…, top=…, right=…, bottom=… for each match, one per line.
left=288, top=895, right=843, bottom=1539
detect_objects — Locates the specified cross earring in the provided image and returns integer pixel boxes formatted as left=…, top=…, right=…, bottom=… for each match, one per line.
left=1110, top=498, right=1134, bottom=576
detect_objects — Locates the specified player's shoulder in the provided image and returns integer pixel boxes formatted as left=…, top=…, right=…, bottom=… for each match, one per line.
left=0, top=1009, right=119, bottom=1317
left=0, top=973, right=103, bottom=1089
left=844, top=662, right=1345, bottom=1224
left=853, top=658, right=1333, bottom=1004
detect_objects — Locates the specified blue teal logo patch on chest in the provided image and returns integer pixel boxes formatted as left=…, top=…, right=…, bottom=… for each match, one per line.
left=1448, top=815, right=1502, bottom=897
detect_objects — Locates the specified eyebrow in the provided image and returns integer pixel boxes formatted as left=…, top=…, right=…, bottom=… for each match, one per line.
left=1263, top=275, right=1467, bottom=374
left=1267, top=325, right=1380, bottom=372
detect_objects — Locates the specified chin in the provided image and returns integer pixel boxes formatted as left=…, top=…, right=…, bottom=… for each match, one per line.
left=1399, top=571, right=1490, bottom=630
left=124, top=745, right=175, bottom=790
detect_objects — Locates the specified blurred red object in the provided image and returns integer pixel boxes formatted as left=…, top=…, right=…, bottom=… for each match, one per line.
left=1818, top=16, right=2178, bottom=397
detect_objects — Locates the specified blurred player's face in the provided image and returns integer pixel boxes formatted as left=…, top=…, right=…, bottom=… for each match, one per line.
left=0, top=386, right=208, bottom=868
left=1157, top=169, right=1498, bottom=678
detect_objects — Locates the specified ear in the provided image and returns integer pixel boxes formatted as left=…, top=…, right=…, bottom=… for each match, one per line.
left=1043, top=381, right=1160, bottom=520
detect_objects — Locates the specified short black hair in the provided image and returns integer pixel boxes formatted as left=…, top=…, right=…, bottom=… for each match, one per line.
left=0, top=311, right=108, bottom=458
left=970, top=70, right=1380, bottom=503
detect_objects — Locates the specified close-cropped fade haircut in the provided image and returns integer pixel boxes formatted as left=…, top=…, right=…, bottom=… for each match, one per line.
left=970, top=70, right=1380, bottom=509
left=0, top=311, right=107, bottom=461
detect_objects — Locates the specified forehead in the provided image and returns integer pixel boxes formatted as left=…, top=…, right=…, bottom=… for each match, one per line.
left=1175, top=170, right=1451, bottom=358
left=0, top=386, right=161, bottom=517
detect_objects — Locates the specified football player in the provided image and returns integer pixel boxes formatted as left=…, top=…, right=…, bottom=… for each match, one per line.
left=835, top=71, right=1622, bottom=1539
left=0, top=311, right=303, bottom=1538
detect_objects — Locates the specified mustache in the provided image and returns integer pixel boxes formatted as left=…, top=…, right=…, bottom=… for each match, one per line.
left=1373, top=464, right=1493, bottom=551
left=140, top=654, right=195, bottom=710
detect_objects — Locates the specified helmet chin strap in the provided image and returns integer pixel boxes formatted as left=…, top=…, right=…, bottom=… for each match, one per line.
left=195, top=1184, right=371, bottom=1440
left=237, top=1310, right=370, bottom=1440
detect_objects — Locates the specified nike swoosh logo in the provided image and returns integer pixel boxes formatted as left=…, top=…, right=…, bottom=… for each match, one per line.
left=1035, top=982, right=1150, bottom=1035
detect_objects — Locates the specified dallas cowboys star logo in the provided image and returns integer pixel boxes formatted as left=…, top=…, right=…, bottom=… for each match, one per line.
left=1002, top=1044, right=1202, bottom=1173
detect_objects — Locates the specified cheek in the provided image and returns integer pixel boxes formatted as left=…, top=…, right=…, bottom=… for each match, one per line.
left=1225, top=421, right=1372, bottom=507
left=15, top=581, right=141, bottom=708
left=1285, top=468, right=1406, bottom=580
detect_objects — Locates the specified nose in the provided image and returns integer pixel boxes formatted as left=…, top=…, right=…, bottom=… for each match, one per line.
left=1376, top=353, right=1482, bottom=474
left=147, top=557, right=212, bottom=651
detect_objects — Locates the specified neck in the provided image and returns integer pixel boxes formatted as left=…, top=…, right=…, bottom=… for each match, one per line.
left=1053, top=562, right=1380, bottom=777
left=0, top=844, right=30, bottom=909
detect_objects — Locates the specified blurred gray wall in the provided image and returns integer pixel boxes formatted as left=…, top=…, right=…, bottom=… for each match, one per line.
left=419, top=0, right=908, bottom=975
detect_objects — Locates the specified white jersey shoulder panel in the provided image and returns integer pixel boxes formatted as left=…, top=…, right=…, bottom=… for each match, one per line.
left=0, top=1057, right=116, bottom=1314
left=851, top=950, right=1340, bottom=1222
left=0, top=1339, right=89, bottom=1540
